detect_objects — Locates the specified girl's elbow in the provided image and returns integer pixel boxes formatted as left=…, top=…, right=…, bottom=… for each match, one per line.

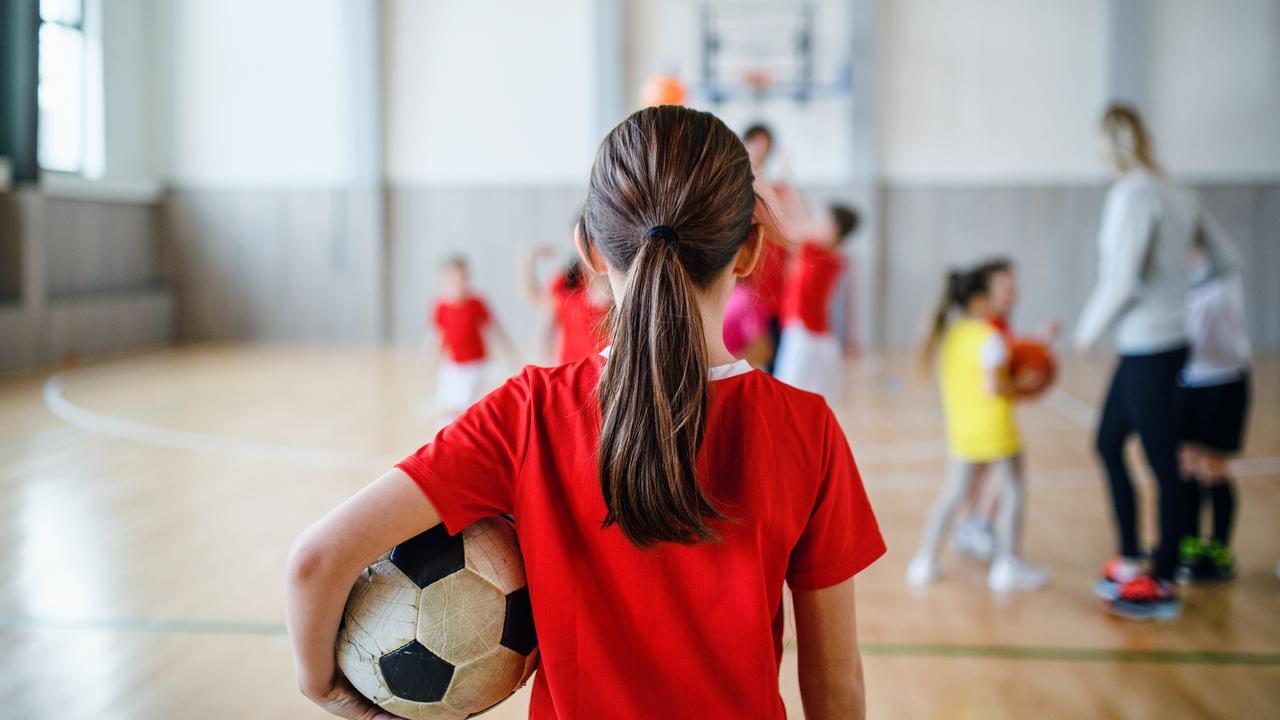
left=286, top=531, right=337, bottom=588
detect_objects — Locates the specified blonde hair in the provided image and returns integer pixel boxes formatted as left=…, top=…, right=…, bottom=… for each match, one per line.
left=1101, top=103, right=1161, bottom=174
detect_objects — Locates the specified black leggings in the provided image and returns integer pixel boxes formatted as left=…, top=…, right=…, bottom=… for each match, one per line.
left=1095, top=346, right=1189, bottom=580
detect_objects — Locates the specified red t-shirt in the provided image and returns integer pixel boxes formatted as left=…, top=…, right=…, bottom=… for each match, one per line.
left=397, top=355, right=884, bottom=719
left=781, top=242, right=844, bottom=334
left=549, top=274, right=609, bottom=365
left=432, top=296, right=492, bottom=363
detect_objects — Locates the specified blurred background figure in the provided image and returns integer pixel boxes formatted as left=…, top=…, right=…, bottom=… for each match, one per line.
left=520, top=235, right=611, bottom=366
left=428, top=255, right=512, bottom=420
left=1177, top=212, right=1251, bottom=585
left=774, top=203, right=859, bottom=402
left=1077, top=103, right=1240, bottom=621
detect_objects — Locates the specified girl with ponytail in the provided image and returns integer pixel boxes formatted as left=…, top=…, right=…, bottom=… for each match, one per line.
left=286, top=106, right=884, bottom=720
left=906, top=261, right=1051, bottom=593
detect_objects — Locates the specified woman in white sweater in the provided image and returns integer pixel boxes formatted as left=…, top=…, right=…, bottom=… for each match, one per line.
left=1074, top=104, right=1233, bottom=621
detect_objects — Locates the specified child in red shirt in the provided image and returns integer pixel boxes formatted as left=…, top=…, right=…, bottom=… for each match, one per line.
left=287, top=107, right=884, bottom=720
left=431, top=256, right=508, bottom=418
left=774, top=204, right=859, bottom=403
left=521, top=244, right=611, bottom=365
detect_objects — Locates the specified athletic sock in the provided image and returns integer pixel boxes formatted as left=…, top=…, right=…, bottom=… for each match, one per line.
left=1210, top=479, right=1236, bottom=547
left=1180, top=478, right=1203, bottom=542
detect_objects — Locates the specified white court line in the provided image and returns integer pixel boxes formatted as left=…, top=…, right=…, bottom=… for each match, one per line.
left=42, top=373, right=398, bottom=471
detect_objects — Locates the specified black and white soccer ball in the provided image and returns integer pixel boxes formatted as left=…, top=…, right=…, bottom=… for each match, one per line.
left=336, top=517, right=538, bottom=719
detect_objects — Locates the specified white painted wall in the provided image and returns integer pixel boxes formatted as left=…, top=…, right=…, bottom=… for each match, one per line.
left=1145, top=0, right=1280, bottom=180
left=878, top=0, right=1107, bottom=183
left=382, top=0, right=595, bottom=185
left=99, top=0, right=155, bottom=184
left=159, top=0, right=354, bottom=187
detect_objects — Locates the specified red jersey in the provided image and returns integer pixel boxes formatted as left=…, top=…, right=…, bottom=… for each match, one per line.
left=549, top=274, right=609, bottom=365
left=781, top=241, right=844, bottom=334
left=432, top=296, right=492, bottom=363
left=397, top=355, right=884, bottom=719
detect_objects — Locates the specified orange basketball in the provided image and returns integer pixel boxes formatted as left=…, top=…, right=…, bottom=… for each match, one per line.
left=1008, top=338, right=1056, bottom=394
left=640, top=73, right=686, bottom=107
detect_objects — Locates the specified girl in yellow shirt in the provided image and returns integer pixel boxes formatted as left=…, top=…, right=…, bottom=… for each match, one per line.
left=906, top=260, right=1050, bottom=592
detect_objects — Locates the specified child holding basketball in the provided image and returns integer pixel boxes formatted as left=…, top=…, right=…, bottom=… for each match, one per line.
left=906, top=260, right=1050, bottom=592
left=950, top=261, right=1059, bottom=561
left=287, top=107, right=885, bottom=719
left=774, top=203, right=860, bottom=403
left=1176, top=220, right=1249, bottom=583
left=430, top=256, right=511, bottom=418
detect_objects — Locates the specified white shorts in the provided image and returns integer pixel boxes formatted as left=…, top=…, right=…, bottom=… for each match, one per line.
left=774, top=323, right=842, bottom=404
left=436, top=359, right=487, bottom=414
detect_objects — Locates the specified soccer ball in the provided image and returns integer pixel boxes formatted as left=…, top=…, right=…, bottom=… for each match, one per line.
left=336, top=517, right=538, bottom=719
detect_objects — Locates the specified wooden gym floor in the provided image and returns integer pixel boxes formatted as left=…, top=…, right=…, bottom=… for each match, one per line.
left=1, top=345, right=1277, bottom=719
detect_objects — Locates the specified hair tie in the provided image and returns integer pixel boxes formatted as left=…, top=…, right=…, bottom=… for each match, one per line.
left=644, top=224, right=679, bottom=247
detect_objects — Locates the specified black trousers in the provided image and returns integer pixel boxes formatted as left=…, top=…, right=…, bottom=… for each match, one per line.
left=1095, top=346, right=1190, bottom=580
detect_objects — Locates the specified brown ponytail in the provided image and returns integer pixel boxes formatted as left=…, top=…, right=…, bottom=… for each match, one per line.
left=584, top=106, right=757, bottom=548
left=920, top=271, right=964, bottom=374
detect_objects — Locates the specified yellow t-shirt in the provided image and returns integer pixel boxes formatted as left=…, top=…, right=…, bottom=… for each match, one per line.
left=938, top=318, right=1021, bottom=462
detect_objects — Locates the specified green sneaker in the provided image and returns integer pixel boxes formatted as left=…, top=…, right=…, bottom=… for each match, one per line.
left=1197, top=540, right=1236, bottom=582
left=1178, top=536, right=1203, bottom=566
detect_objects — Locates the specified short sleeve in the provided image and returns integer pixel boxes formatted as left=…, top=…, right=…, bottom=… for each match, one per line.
left=397, top=370, right=532, bottom=534
left=431, top=302, right=445, bottom=329
left=979, top=332, right=1009, bottom=370
left=787, top=409, right=886, bottom=591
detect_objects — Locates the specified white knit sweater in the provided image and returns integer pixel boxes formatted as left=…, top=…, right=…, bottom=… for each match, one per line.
left=1075, top=170, right=1230, bottom=355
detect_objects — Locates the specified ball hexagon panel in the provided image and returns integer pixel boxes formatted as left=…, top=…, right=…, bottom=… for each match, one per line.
left=391, top=524, right=466, bottom=588
left=462, top=517, right=526, bottom=594
left=341, top=559, right=421, bottom=655
left=378, top=640, right=454, bottom=703
left=416, top=568, right=506, bottom=665
left=379, top=695, right=468, bottom=720
left=441, top=645, right=527, bottom=712
left=500, top=586, right=537, bottom=656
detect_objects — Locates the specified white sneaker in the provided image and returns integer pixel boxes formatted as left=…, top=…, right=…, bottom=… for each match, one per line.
left=906, top=554, right=942, bottom=587
left=988, top=556, right=1050, bottom=592
left=952, top=518, right=995, bottom=561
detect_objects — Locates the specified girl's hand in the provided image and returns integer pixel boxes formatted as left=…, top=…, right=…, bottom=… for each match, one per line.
left=303, top=671, right=401, bottom=720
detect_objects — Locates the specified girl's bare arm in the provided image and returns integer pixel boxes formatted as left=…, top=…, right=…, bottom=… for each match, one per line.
left=793, top=577, right=866, bottom=720
left=285, top=469, right=442, bottom=718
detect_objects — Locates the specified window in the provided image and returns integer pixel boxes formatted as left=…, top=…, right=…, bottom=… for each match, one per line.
left=37, top=0, right=86, bottom=173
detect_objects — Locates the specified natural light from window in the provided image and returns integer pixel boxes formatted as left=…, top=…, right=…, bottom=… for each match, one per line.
left=37, top=0, right=86, bottom=174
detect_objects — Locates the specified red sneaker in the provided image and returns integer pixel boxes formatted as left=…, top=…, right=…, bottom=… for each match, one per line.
left=1105, top=575, right=1181, bottom=621
left=1092, top=557, right=1143, bottom=600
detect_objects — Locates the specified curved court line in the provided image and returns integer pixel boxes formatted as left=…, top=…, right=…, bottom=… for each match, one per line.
left=3, top=614, right=1277, bottom=667
left=43, top=373, right=399, bottom=471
